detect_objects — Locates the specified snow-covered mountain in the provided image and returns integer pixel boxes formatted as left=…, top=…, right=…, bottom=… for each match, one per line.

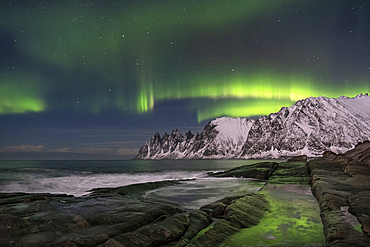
left=135, top=94, right=370, bottom=159
left=135, top=117, right=254, bottom=159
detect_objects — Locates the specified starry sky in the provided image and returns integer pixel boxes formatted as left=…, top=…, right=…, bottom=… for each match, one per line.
left=1, top=0, right=370, bottom=160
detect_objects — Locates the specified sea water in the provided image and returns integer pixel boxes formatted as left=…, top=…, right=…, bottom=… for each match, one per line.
left=0, top=159, right=265, bottom=198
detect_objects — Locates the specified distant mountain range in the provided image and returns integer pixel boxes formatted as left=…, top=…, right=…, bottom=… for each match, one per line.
left=135, top=94, right=370, bottom=159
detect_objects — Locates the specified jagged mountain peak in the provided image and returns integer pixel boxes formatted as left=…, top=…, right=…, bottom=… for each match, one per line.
left=135, top=117, right=254, bottom=159
left=353, top=93, right=368, bottom=98
left=135, top=94, right=370, bottom=160
left=185, top=130, right=194, bottom=139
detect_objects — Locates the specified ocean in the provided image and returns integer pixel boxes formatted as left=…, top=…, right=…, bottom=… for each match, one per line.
left=0, top=159, right=265, bottom=199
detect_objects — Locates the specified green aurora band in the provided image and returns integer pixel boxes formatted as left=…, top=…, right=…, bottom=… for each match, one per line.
left=1, top=1, right=369, bottom=121
left=0, top=0, right=295, bottom=117
left=2, top=68, right=368, bottom=121
left=0, top=74, right=45, bottom=114
left=6, top=0, right=290, bottom=68
left=137, top=70, right=370, bottom=122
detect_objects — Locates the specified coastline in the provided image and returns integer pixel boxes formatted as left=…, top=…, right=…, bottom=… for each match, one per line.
left=1, top=142, right=370, bottom=246
left=0, top=160, right=320, bottom=246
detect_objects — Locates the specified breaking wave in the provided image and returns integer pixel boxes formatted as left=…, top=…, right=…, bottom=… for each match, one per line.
left=0, top=170, right=206, bottom=197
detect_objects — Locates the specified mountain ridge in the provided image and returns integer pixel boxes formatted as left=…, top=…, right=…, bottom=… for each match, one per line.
left=135, top=94, right=370, bottom=159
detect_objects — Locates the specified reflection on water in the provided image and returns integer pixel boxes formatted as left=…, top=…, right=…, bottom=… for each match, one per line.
left=222, top=184, right=325, bottom=247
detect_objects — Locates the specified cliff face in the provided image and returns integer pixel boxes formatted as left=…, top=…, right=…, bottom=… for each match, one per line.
left=135, top=94, right=370, bottom=160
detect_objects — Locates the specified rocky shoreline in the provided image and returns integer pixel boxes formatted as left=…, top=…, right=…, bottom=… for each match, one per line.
left=308, top=141, right=370, bottom=246
left=1, top=142, right=370, bottom=246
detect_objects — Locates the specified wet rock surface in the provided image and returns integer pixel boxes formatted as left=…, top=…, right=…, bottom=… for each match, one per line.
left=187, top=194, right=269, bottom=247
left=0, top=182, right=183, bottom=247
left=308, top=141, right=370, bottom=246
left=0, top=179, right=270, bottom=247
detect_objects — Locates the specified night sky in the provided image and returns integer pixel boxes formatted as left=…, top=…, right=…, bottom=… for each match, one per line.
left=1, top=0, right=370, bottom=160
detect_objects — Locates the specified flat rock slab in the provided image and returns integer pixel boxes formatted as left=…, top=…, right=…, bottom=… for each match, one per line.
left=267, top=161, right=310, bottom=184
left=209, top=161, right=279, bottom=180
left=209, top=160, right=311, bottom=185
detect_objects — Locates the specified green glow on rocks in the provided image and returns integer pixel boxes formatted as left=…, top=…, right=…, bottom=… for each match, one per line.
left=222, top=186, right=325, bottom=246
left=0, top=75, right=45, bottom=114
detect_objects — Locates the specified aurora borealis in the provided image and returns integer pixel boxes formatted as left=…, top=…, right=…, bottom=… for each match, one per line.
left=1, top=0, right=370, bottom=159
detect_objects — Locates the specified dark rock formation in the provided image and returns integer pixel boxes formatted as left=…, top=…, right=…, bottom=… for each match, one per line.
left=88, top=180, right=181, bottom=199
left=287, top=154, right=308, bottom=162
left=0, top=182, right=182, bottom=247
left=0, top=179, right=269, bottom=247
left=308, top=140, right=370, bottom=246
